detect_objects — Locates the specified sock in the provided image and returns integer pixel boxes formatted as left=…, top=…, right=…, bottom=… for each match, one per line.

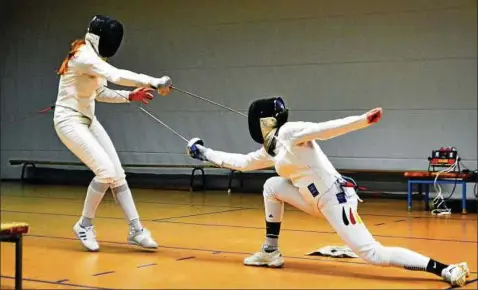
left=426, top=259, right=448, bottom=277
left=111, top=182, right=143, bottom=231
left=80, top=217, right=93, bottom=227
left=129, top=218, right=143, bottom=232
left=80, top=179, right=110, bottom=227
left=262, top=188, right=284, bottom=253
left=263, top=221, right=281, bottom=252
left=386, top=247, right=439, bottom=275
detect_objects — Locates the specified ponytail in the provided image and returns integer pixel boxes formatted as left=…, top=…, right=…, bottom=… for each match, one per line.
left=57, top=39, right=86, bottom=75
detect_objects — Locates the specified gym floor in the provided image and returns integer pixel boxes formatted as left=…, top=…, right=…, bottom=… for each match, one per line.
left=1, top=181, right=477, bottom=289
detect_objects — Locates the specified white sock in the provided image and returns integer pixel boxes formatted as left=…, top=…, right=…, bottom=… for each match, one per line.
left=363, top=244, right=430, bottom=270
left=388, top=247, right=430, bottom=271
left=111, top=182, right=143, bottom=231
left=80, top=179, right=109, bottom=227
left=264, top=194, right=284, bottom=223
left=80, top=217, right=93, bottom=227
left=129, top=219, right=143, bottom=232
left=263, top=191, right=284, bottom=251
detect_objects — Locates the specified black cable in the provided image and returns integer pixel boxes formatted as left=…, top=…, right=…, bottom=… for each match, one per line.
left=474, top=181, right=477, bottom=198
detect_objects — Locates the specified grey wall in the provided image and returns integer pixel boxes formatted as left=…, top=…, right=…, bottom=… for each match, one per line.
left=1, top=0, right=477, bottom=181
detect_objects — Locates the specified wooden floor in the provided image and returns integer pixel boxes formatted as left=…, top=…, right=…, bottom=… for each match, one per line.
left=1, top=181, right=477, bottom=289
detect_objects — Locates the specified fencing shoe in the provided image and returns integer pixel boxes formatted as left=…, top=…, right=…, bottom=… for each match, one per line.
left=73, top=221, right=100, bottom=252
left=442, top=262, right=469, bottom=287
left=127, top=227, right=158, bottom=249
left=244, top=248, right=284, bottom=268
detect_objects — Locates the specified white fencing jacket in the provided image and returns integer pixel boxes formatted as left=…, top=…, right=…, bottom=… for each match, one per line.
left=55, top=33, right=156, bottom=121
left=203, top=115, right=372, bottom=199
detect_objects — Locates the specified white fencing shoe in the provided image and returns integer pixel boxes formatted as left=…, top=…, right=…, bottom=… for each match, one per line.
left=244, top=249, right=284, bottom=268
left=442, top=262, right=470, bottom=287
left=127, top=227, right=158, bottom=249
left=73, top=221, right=100, bottom=252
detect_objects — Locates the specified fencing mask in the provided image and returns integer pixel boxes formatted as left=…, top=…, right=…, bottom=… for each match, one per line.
left=248, top=97, right=289, bottom=155
left=85, top=15, right=124, bottom=58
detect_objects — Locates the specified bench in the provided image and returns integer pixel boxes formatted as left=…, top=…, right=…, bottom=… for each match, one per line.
left=9, top=159, right=220, bottom=191
left=13, top=160, right=439, bottom=201
left=0, top=222, right=29, bottom=290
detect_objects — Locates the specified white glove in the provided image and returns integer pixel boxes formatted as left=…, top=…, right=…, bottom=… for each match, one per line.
left=151, top=76, right=171, bottom=89
left=187, top=138, right=207, bottom=161
left=151, top=76, right=172, bottom=96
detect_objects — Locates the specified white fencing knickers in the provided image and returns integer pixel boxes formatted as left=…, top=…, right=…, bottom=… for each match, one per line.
left=53, top=106, right=141, bottom=225
left=263, top=176, right=430, bottom=269
left=54, top=107, right=126, bottom=187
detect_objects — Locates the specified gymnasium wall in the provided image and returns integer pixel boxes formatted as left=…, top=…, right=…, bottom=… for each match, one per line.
left=1, top=0, right=477, bottom=184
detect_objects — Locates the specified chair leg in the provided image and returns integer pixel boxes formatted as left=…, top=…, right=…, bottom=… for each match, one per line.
left=15, top=235, right=22, bottom=290
left=20, top=163, right=28, bottom=182
left=20, top=163, right=35, bottom=183
left=190, top=167, right=205, bottom=192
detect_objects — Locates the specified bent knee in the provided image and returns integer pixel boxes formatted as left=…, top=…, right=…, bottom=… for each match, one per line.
left=358, top=243, right=391, bottom=266
left=94, top=169, right=116, bottom=184
left=263, top=177, right=285, bottom=198
left=94, top=164, right=124, bottom=185
left=112, top=174, right=127, bottom=188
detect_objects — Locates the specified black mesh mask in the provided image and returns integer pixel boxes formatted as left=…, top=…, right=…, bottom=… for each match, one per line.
left=87, top=15, right=124, bottom=58
left=247, top=97, right=289, bottom=144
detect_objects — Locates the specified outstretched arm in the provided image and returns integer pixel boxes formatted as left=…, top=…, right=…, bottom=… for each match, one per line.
left=202, top=147, right=274, bottom=171
left=187, top=138, right=274, bottom=171
left=289, top=108, right=382, bottom=144
left=73, top=47, right=171, bottom=89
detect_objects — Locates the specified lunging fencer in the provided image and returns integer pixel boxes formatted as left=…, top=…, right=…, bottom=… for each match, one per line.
left=186, top=97, right=469, bottom=287
left=54, top=15, right=171, bottom=251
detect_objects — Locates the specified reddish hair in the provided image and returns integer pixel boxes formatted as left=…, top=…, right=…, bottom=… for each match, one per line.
left=57, top=39, right=86, bottom=75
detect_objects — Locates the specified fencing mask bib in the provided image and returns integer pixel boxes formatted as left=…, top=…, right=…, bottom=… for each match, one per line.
left=86, top=15, right=124, bottom=58
left=248, top=97, right=289, bottom=156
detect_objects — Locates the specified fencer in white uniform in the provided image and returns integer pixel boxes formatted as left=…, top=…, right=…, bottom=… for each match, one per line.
left=54, top=15, right=171, bottom=251
left=187, top=97, right=470, bottom=287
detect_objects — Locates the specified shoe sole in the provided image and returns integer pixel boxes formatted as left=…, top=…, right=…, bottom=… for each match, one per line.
left=244, top=261, right=285, bottom=268
left=127, top=240, right=158, bottom=249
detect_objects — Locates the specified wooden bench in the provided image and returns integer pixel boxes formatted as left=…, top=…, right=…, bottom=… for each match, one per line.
left=9, top=159, right=220, bottom=191
left=0, top=222, right=29, bottom=290
left=10, top=159, right=419, bottom=196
